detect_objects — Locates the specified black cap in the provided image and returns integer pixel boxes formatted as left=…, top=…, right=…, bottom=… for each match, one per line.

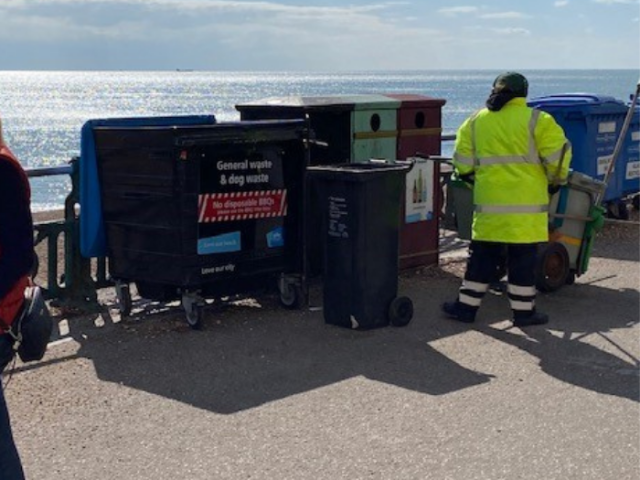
left=492, top=72, right=529, bottom=97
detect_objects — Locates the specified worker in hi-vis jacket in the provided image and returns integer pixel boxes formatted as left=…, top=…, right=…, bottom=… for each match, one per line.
left=443, top=71, right=571, bottom=327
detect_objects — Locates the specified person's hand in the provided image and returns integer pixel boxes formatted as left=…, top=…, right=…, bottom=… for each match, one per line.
left=548, top=184, right=560, bottom=195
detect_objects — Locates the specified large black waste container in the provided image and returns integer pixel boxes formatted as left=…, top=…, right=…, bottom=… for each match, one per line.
left=308, top=163, right=414, bottom=329
left=93, top=119, right=309, bottom=328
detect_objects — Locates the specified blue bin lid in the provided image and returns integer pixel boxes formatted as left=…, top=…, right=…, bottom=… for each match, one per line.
left=528, top=93, right=627, bottom=115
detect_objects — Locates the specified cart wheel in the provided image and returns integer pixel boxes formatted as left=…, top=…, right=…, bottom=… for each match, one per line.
left=279, top=282, right=303, bottom=310
left=388, top=296, right=414, bottom=327
left=535, top=243, right=570, bottom=292
left=116, top=283, right=132, bottom=317
left=185, top=306, right=203, bottom=330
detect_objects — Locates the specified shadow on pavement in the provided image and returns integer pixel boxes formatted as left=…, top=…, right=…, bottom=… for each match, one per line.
left=44, top=253, right=638, bottom=414
left=69, top=287, right=492, bottom=414
left=479, top=281, right=640, bottom=402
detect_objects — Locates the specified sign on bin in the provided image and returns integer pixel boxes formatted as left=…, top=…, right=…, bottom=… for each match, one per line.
left=405, top=158, right=434, bottom=224
left=197, top=151, right=288, bottom=260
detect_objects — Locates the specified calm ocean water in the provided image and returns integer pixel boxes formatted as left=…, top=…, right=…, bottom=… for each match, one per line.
left=0, top=69, right=637, bottom=211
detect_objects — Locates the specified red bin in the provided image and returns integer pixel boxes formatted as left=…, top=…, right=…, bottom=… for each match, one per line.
left=385, top=94, right=446, bottom=270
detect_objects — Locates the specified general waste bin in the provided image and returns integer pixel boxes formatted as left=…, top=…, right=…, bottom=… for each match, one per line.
left=527, top=94, right=628, bottom=203
left=89, top=119, right=309, bottom=328
left=307, top=163, right=413, bottom=329
left=386, top=94, right=447, bottom=269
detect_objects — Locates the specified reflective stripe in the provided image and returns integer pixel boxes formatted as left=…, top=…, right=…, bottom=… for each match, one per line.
left=462, top=280, right=490, bottom=293
left=475, top=204, right=548, bottom=214
left=477, top=155, right=530, bottom=166
left=507, top=284, right=537, bottom=296
left=459, top=293, right=482, bottom=307
left=529, top=109, right=541, bottom=164
left=541, top=145, right=566, bottom=165
left=509, top=300, right=535, bottom=311
left=453, top=152, right=474, bottom=166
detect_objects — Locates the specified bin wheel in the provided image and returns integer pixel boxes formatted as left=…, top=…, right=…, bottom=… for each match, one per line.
left=185, top=307, right=203, bottom=330
left=116, top=283, right=132, bottom=317
left=388, top=296, right=414, bottom=327
left=566, top=271, right=576, bottom=286
left=535, top=243, right=570, bottom=292
left=279, top=282, right=303, bottom=310
left=633, top=195, right=640, bottom=211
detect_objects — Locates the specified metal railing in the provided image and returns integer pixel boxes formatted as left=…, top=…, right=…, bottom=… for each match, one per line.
left=27, top=159, right=110, bottom=310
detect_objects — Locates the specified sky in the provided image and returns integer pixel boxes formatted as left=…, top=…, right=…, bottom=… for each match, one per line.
left=0, top=0, right=639, bottom=71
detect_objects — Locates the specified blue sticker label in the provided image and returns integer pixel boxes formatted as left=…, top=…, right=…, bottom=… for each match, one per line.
left=267, top=226, right=284, bottom=248
left=198, top=231, right=241, bottom=255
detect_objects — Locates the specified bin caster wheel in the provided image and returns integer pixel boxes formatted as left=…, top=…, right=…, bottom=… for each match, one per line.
left=116, top=283, right=132, bottom=317
left=186, top=307, right=203, bottom=330
left=565, top=271, right=576, bottom=285
left=535, top=242, right=570, bottom=292
left=389, top=296, right=413, bottom=327
left=633, top=195, right=640, bottom=211
left=278, top=278, right=304, bottom=310
left=182, top=293, right=204, bottom=330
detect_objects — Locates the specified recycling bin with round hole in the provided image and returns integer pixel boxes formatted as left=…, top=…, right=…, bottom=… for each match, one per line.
left=385, top=94, right=447, bottom=270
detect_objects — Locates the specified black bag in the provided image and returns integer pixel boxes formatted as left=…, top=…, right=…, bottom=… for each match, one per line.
left=9, top=285, right=53, bottom=363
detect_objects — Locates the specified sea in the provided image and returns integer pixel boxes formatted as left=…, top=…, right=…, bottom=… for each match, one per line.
left=0, top=69, right=637, bottom=212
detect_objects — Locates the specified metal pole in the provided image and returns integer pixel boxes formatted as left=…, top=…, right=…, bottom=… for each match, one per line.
left=26, top=164, right=74, bottom=178
left=595, top=79, right=640, bottom=206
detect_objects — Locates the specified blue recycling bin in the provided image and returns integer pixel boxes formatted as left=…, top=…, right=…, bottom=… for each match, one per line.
left=528, top=94, right=628, bottom=203
left=622, top=100, right=640, bottom=197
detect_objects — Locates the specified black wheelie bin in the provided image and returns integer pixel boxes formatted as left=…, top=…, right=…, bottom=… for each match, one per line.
left=307, top=162, right=414, bottom=329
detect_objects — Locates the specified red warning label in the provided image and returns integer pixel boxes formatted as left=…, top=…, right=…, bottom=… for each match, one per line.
left=198, top=190, right=288, bottom=223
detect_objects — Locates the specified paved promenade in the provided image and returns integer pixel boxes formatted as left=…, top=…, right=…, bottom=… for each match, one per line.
left=5, top=225, right=639, bottom=480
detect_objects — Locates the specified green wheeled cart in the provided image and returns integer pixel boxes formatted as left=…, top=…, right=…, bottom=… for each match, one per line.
left=443, top=163, right=606, bottom=292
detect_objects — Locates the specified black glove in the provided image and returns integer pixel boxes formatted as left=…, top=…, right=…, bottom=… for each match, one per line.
left=548, top=184, right=561, bottom=195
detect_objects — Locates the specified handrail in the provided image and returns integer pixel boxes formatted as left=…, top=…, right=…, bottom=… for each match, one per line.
left=26, top=165, right=74, bottom=178
left=27, top=159, right=109, bottom=310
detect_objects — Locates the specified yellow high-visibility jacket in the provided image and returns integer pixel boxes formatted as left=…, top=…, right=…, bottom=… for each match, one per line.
left=452, top=98, right=571, bottom=243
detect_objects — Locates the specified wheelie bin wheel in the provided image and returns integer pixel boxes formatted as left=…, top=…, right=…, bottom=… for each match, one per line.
left=116, top=282, right=132, bottom=317
left=535, top=242, right=570, bottom=292
left=565, top=271, right=576, bottom=286
left=633, top=194, right=640, bottom=211
left=388, top=296, right=414, bottom=327
left=278, top=277, right=304, bottom=309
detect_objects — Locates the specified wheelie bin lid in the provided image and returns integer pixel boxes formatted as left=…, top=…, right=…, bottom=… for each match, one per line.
left=307, top=162, right=411, bottom=182
left=528, top=93, right=627, bottom=115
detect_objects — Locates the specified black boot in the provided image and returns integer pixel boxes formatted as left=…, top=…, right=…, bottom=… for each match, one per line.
left=513, top=310, right=549, bottom=327
left=442, top=301, right=476, bottom=324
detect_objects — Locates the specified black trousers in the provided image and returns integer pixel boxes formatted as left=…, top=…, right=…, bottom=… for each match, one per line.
left=458, top=241, right=539, bottom=319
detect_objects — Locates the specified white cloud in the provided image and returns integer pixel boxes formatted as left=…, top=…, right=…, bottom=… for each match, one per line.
left=438, top=6, right=478, bottom=16
left=479, top=12, right=530, bottom=20
left=491, top=27, right=531, bottom=35
left=554, top=0, right=569, bottom=6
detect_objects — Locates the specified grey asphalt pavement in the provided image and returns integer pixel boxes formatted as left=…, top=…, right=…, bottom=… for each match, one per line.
left=4, top=225, right=639, bottom=480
